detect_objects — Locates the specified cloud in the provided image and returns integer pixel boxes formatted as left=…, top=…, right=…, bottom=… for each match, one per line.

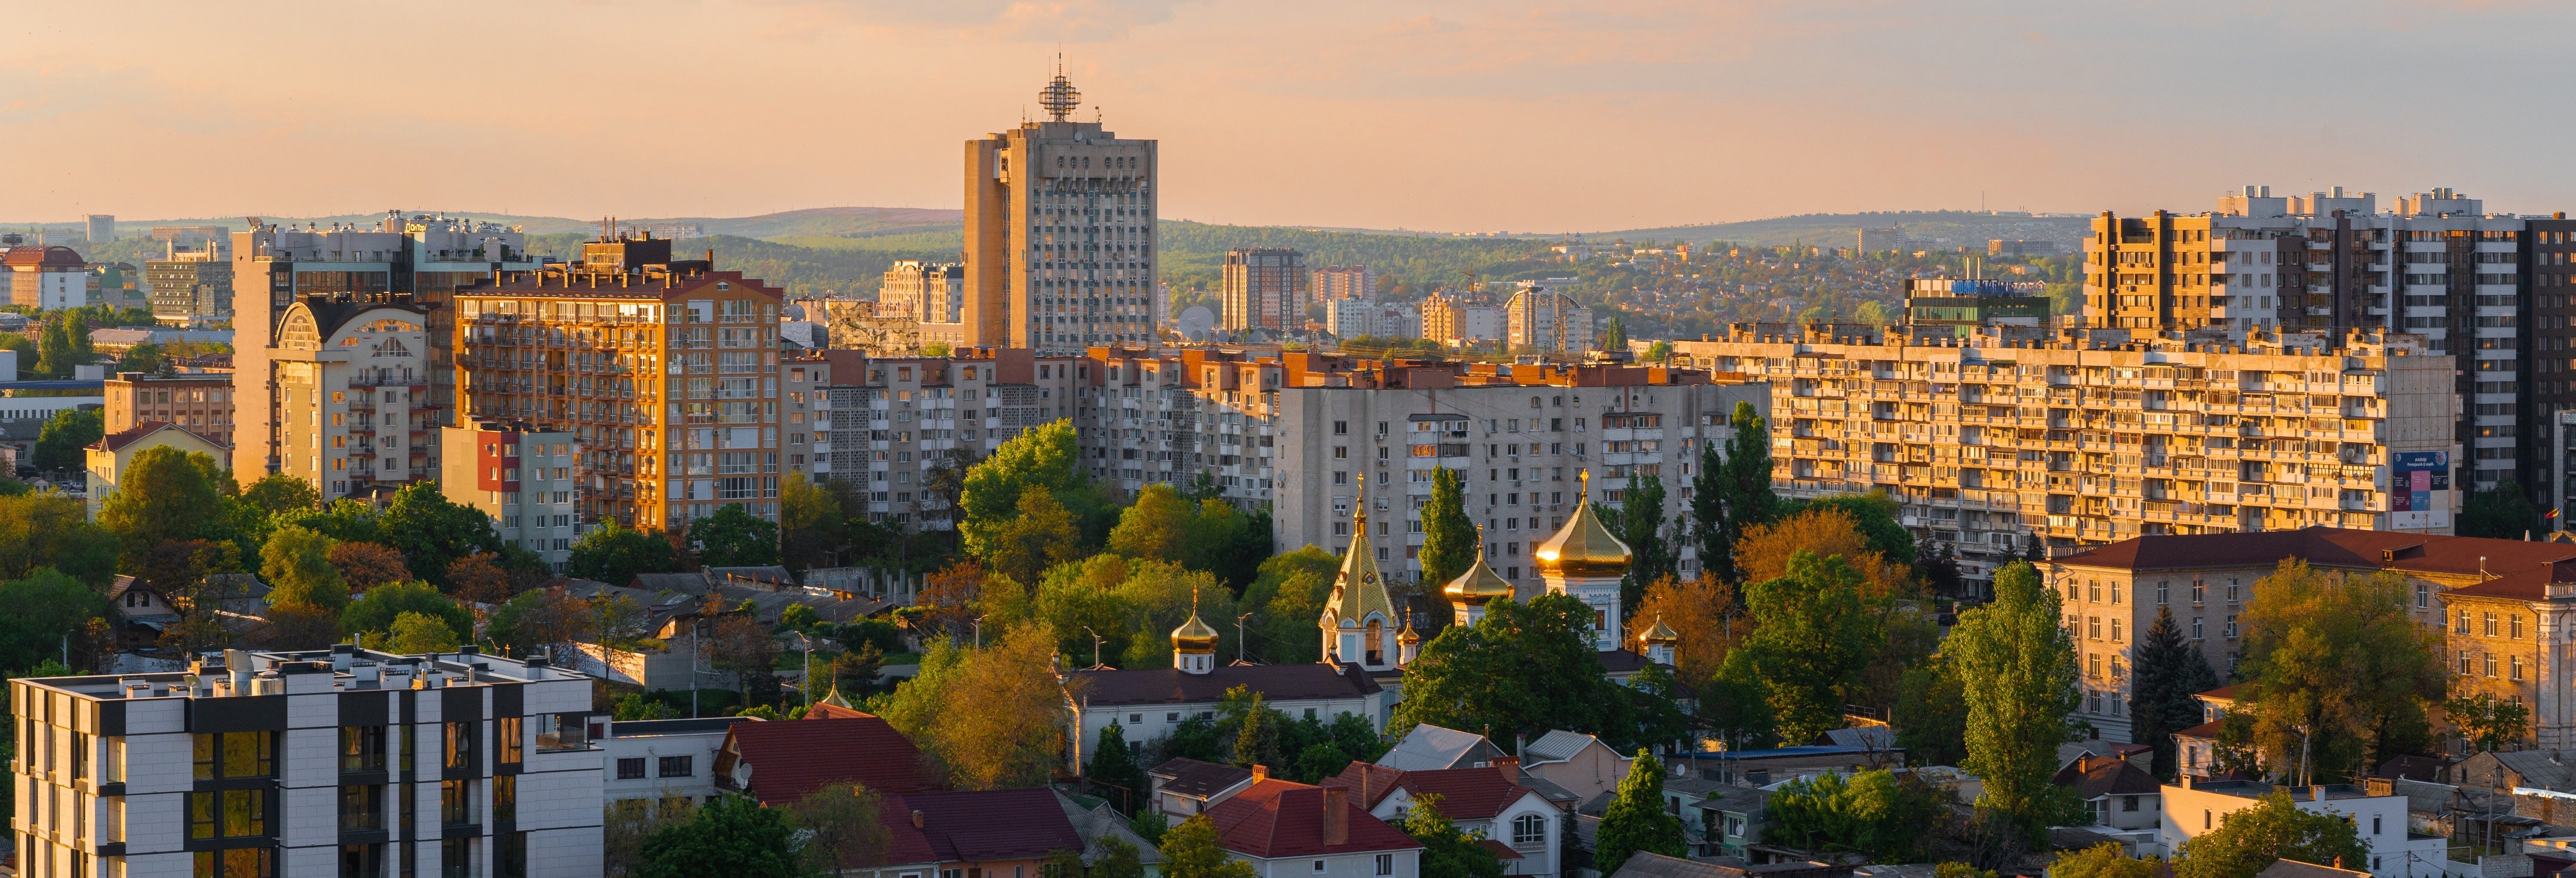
left=765, top=0, right=1193, bottom=40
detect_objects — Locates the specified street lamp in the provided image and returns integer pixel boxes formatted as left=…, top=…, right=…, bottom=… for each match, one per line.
left=792, top=631, right=816, bottom=708
left=1081, top=626, right=1104, bottom=669
left=1235, top=613, right=1256, bottom=665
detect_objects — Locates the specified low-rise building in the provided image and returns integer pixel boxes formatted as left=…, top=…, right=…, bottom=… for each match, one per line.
left=1374, top=724, right=1506, bottom=772
left=85, top=422, right=227, bottom=520
left=868, top=788, right=1084, bottom=878
left=102, top=371, right=234, bottom=450
left=1328, top=763, right=1560, bottom=877
left=1518, top=731, right=1634, bottom=805
left=1205, top=777, right=1423, bottom=877
left=711, top=714, right=935, bottom=806
left=10, top=644, right=603, bottom=878
left=598, top=717, right=747, bottom=804
left=2159, top=779, right=2439, bottom=878
left=1068, top=613, right=1388, bottom=771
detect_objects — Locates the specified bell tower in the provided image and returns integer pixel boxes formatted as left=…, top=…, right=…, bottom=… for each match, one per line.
left=1320, top=473, right=1400, bottom=671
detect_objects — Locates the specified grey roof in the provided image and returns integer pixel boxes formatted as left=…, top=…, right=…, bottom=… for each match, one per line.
left=1518, top=773, right=1584, bottom=805
left=1149, top=757, right=1254, bottom=800
left=1377, top=724, right=1494, bottom=771
left=2470, top=750, right=2576, bottom=792
left=1524, top=729, right=1612, bottom=764
left=1055, top=789, right=1164, bottom=866
left=1819, top=727, right=1896, bottom=749
left=1608, top=852, right=1731, bottom=878
left=1698, top=784, right=1771, bottom=815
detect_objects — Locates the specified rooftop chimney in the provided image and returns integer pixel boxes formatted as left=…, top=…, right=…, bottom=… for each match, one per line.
left=1322, top=788, right=1349, bottom=845
left=1251, top=764, right=1268, bottom=781
left=1493, top=756, right=1521, bottom=783
left=2311, top=785, right=2326, bottom=802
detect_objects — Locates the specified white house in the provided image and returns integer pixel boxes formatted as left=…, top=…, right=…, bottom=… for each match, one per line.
left=1329, top=763, right=1561, bottom=877
left=2159, top=779, right=2443, bottom=878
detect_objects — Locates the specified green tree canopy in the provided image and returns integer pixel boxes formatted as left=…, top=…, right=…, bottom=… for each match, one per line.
left=568, top=518, right=678, bottom=585
left=341, top=581, right=472, bottom=648
left=779, top=475, right=845, bottom=570
left=635, top=795, right=803, bottom=878
left=1391, top=593, right=1637, bottom=752
left=1612, top=472, right=1675, bottom=614
left=1401, top=792, right=1506, bottom=878
left=958, top=420, right=1107, bottom=560
left=1416, top=466, right=1478, bottom=591
left=1728, top=551, right=1877, bottom=742
left=1892, top=653, right=1968, bottom=768
left=375, top=482, right=500, bottom=591
left=260, top=525, right=348, bottom=614
left=690, top=504, right=781, bottom=567
left=2171, top=791, right=2369, bottom=878
left=1088, top=722, right=1148, bottom=814
left=0, top=492, right=118, bottom=585
left=1762, top=769, right=1944, bottom=861
left=1594, top=749, right=1686, bottom=875
left=98, top=444, right=230, bottom=557
left=1237, top=546, right=1338, bottom=664
left=988, top=489, right=1083, bottom=587
left=32, top=407, right=102, bottom=473
left=0, top=568, right=114, bottom=674
left=2235, top=560, right=2444, bottom=785
left=1949, top=560, right=2082, bottom=835
left=388, top=611, right=461, bottom=653
left=2459, top=476, right=2542, bottom=539
left=1158, top=813, right=1257, bottom=878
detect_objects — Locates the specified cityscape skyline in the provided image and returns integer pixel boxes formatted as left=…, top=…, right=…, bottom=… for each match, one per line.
left=10, top=2, right=2576, bottom=232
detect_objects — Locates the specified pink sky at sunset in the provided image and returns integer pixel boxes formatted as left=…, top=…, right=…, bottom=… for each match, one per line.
left=3, top=0, right=2572, bottom=232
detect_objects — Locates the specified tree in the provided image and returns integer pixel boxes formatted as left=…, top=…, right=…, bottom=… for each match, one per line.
left=341, top=581, right=473, bottom=649
left=1763, top=769, right=1945, bottom=861
left=568, top=518, right=678, bottom=585
left=690, top=504, right=780, bottom=567
left=826, top=644, right=883, bottom=695
left=2170, top=791, right=2369, bottom=878
left=1392, top=593, right=1636, bottom=751
left=1088, top=838, right=1148, bottom=878
left=260, top=525, right=347, bottom=614
left=1689, top=438, right=1737, bottom=583
left=1735, top=507, right=1906, bottom=600
left=1729, top=551, right=1877, bottom=743
left=875, top=625, right=1072, bottom=790
left=787, top=782, right=889, bottom=877
left=1109, top=484, right=1196, bottom=562
left=32, top=408, right=102, bottom=473
left=388, top=611, right=460, bottom=653
left=1720, top=401, right=1778, bottom=546
left=1892, top=654, right=1968, bottom=767
left=0, top=492, right=118, bottom=585
left=1613, top=472, right=1674, bottom=614
left=1417, top=466, right=1478, bottom=592
left=447, top=552, right=518, bottom=607
left=606, top=796, right=696, bottom=878
left=2459, top=476, right=2542, bottom=539
left=2236, top=560, right=2444, bottom=785
left=375, top=482, right=500, bottom=591
left=1949, top=560, right=2081, bottom=835
left=1158, top=814, right=1257, bottom=878
left=483, top=588, right=596, bottom=658
left=1232, top=691, right=1285, bottom=770
left=1089, top=723, right=1148, bottom=814
left=1239, top=547, right=1339, bottom=665
left=0, top=569, right=114, bottom=673
left=2449, top=692, right=2533, bottom=753
left=1401, top=793, right=1506, bottom=878
left=327, top=542, right=410, bottom=591
left=1627, top=573, right=1742, bottom=692
left=959, top=419, right=1108, bottom=560
left=989, top=489, right=1083, bottom=586
left=1789, top=491, right=1915, bottom=564
left=779, top=475, right=845, bottom=570
left=98, top=444, right=227, bottom=556
left=2130, top=605, right=2221, bottom=778
left=635, top=795, right=802, bottom=878
left=2049, top=842, right=2160, bottom=878
left=1594, top=749, right=1685, bottom=875
left=914, top=561, right=988, bottom=643
left=706, top=614, right=783, bottom=706
left=1915, top=541, right=1963, bottom=599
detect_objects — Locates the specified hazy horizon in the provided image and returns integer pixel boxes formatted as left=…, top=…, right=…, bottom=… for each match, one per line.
left=8, top=1, right=2575, bottom=232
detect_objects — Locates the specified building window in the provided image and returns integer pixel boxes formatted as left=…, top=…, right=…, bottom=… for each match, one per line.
left=440, top=780, right=476, bottom=828
left=193, top=732, right=276, bottom=780
left=1376, top=855, right=1395, bottom=876
left=493, top=775, right=516, bottom=824
left=444, top=722, right=475, bottom=770
left=2485, top=612, right=2498, bottom=637
left=617, top=758, right=646, bottom=780
left=659, top=756, right=694, bottom=778
left=495, top=717, right=522, bottom=766
left=195, top=848, right=276, bottom=878
left=499, top=832, right=528, bottom=878
left=1512, top=812, right=1545, bottom=844
left=441, top=838, right=472, bottom=878
left=2157, top=581, right=2170, bottom=605
left=340, top=844, right=384, bottom=878
left=188, top=789, right=271, bottom=840
left=340, top=785, right=385, bottom=832
left=341, top=726, right=387, bottom=773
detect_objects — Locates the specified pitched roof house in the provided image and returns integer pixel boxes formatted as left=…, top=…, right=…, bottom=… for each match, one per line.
left=1325, top=763, right=1561, bottom=877
left=1375, top=724, right=1506, bottom=772
left=712, top=715, right=935, bottom=806
left=1205, top=778, right=1423, bottom=874
left=869, top=788, right=1086, bottom=875
left=1520, top=730, right=1635, bottom=803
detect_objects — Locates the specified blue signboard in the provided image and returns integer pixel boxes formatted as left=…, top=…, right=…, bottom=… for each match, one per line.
left=2391, top=451, right=2450, bottom=512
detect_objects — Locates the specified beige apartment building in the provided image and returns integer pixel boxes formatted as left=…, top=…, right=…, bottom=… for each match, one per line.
left=266, top=295, right=437, bottom=500
left=822, top=348, right=1086, bottom=528
left=1670, top=323, right=2460, bottom=584
left=877, top=261, right=967, bottom=348
left=963, top=69, right=1159, bottom=355
left=443, top=420, right=581, bottom=569
left=1222, top=248, right=1307, bottom=334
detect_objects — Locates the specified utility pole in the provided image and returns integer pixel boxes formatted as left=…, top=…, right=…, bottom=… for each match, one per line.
left=1082, top=626, right=1103, bottom=669
left=1236, top=613, right=1254, bottom=665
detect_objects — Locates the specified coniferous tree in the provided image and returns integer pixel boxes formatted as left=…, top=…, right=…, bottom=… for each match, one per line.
left=2129, top=605, right=2220, bottom=779
left=1722, top=401, right=1778, bottom=541
left=1689, top=439, right=1735, bottom=582
left=1088, top=723, right=1147, bottom=814
left=1417, top=466, right=1478, bottom=591
left=1594, top=749, right=1686, bottom=875
left=1615, top=473, right=1673, bottom=616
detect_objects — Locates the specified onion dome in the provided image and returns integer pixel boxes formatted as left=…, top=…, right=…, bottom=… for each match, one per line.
left=1170, top=611, right=1219, bottom=655
left=1640, top=615, right=1680, bottom=647
left=1397, top=614, right=1422, bottom=646
left=1443, top=536, right=1515, bottom=607
left=1535, top=470, right=1633, bottom=578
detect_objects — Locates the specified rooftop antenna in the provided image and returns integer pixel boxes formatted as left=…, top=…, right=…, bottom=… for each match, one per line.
left=1039, top=52, right=1081, bottom=121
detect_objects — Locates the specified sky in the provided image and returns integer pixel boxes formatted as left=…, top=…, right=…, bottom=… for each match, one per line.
left=6, top=0, right=2575, bottom=233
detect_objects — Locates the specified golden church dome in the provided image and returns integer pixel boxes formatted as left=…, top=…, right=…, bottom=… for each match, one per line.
left=1443, top=548, right=1516, bottom=607
left=1171, top=611, right=1219, bottom=654
left=1535, top=470, right=1633, bottom=579
left=1639, top=614, right=1679, bottom=646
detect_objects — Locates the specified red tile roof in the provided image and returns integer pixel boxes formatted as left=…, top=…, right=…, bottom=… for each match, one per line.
left=877, top=788, right=1083, bottom=864
left=1207, top=779, right=1424, bottom=858
left=92, top=421, right=227, bottom=453
left=2055, top=526, right=2576, bottom=579
left=2053, top=756, right=2162, bottom=799
left=2173, top=721, right=2222, bottom=740
left=722, top=716, right=934, bottom=806
left=1322, top=763, right=1535, bottom=821
left=1067, top=663, right=1380, bottom=706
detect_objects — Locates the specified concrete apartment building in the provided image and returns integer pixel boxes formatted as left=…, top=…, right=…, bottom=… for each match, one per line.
left=1222, top=248, right=1307, bottom=334
left=822, top=349, right=1084, bottom=528
left=230, top=214, right=538, bottom=482
left=452, top=240, right=786, bottom=531
left=963, top=69, right=1159, bottom=355
left=1325, top=299, right=1421, bottom=341
left=10, top=645, right=603, bottom=878
left=875, top=261, right=966, bottom=348
left=1313, top=265, right=1375, bottom=302
left=104, top=371, right=235, bottom=450
left=442, top=422, right=581, bottom=571
left=1420, top=291, right=1504, bottom=348
left=1503, top=280, right=1593, bottom=354
left=145, top=243, right=233, bottom=326
left=1269, top=355, right=1768, bottom=590
left=267, top=295, right=437, bottom=501
left=2045, top=528, right=2576, bottom=744
left=1669, top=324, right=2460, bottom=584
left=782, top=352, right=833, bottom=483
left=2086, top=186, right=2576, bottom=497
